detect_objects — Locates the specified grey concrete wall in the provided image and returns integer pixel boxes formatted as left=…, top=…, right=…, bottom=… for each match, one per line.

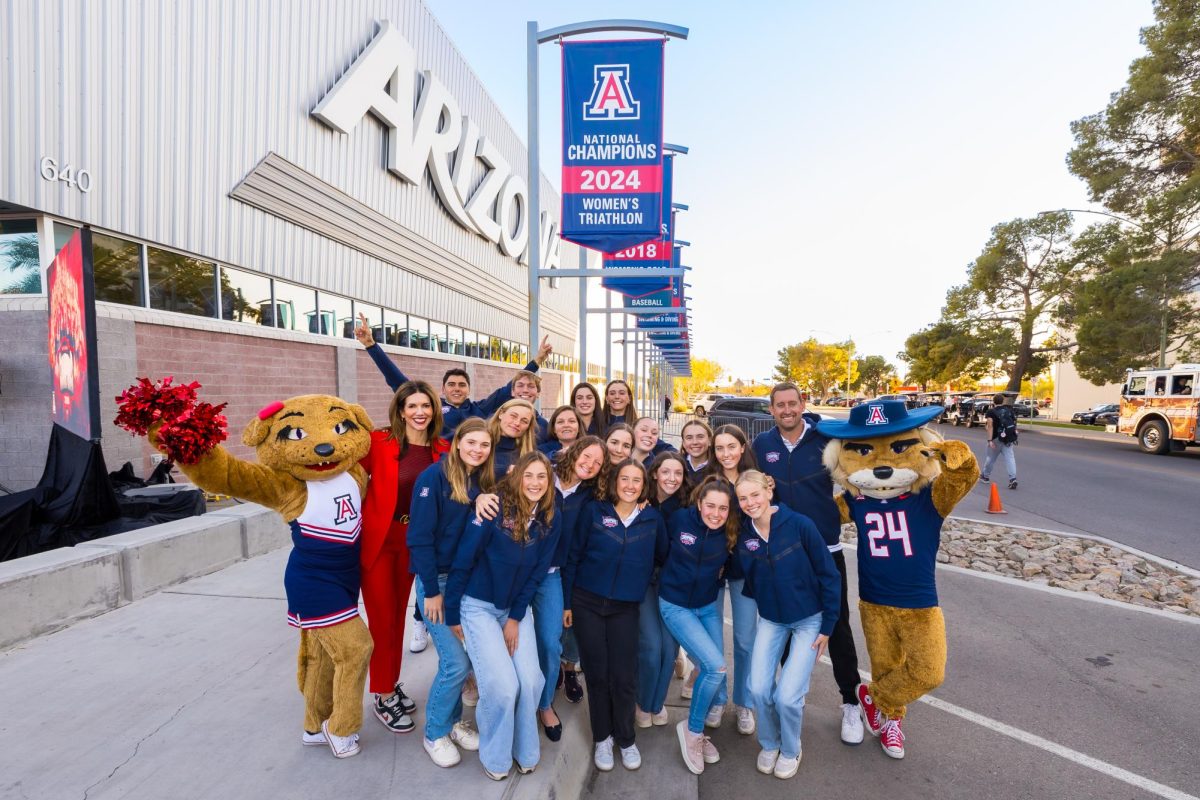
left=0, top=306, right=53, bottom=489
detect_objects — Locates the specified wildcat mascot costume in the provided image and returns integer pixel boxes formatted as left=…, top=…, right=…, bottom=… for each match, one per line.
left=817, top=400, right=978, bottom=760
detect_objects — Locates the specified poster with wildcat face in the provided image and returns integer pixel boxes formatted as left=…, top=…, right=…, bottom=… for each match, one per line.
left=47, top=228, right=100, bottom=441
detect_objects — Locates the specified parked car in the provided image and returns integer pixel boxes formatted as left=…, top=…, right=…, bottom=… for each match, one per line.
left=692, top=393, right=736, bottom=417
left=1072, top=403, right=1118, bottom=425
left=1094, top=410, right=1119, bottom=426
left=944, top=392, right=980, bottom=426
left=708, top=397, right=776, bottom=437
left=1012, top=399, right=1040, bottom=418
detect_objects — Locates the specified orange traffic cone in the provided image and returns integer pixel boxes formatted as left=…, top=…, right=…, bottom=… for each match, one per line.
left=985, top=482, right=1007, bottom=514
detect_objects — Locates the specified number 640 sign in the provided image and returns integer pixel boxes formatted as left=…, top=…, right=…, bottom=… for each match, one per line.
left=39, top=156, right=93, bottom=193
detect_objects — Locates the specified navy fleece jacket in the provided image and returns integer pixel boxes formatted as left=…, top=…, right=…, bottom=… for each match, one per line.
left=751, top=414, right=842, bottom=548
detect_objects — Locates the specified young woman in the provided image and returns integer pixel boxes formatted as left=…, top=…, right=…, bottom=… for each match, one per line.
left=632, top=416, right=674, bottom=466
left=636, top=452, right=690, bottom=729
left=563, top=459, right=668, bottom=773
left=593, top=423, right=634, bottom=503
left=735, top=471, right=840, bottom=780
left=570, top=382, right=604, bottom=436
left=680, top=419, right=714, bottom=479
left=710, top=424, right=760, bottom=735
left=539, top=405, right=584, bottom=459
left=488, top=398, right=538, bottom=478
left=406, top=418, right=496, bottom=768
left=658, top=477, right=741, bottom=774
left=359, top=381, right=446, bottom=735
left=445, top=451, right=560, bottom=781
left=601, top=379, right=634, bottom=431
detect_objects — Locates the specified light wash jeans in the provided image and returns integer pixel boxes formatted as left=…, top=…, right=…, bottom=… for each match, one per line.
left=981, top=440, right=1017, bottom=482
left=637, top=582, right=678, bottom=714
left=747, top=612, right=822, bottom=759
left=459, top=595, right=544, bottom=774
left=717, top=578, right=758, bottom=708
left=415, top=575, right=469, bottom=741
left=532, top=570, right=564, bottom=711
left=658, top=597, right=725, bottom=733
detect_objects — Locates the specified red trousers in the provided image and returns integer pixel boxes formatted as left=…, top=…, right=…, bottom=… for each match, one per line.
left=361, top=521, right=416, bottom=695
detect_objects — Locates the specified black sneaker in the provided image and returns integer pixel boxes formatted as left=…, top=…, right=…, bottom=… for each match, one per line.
left=979, top=474, right=990, bottom=483
left=375, top=694, right=415, bottom=733
left=1008, top=479, right=1018, bottom=490
left=563, top=670, right=584, bottom=704
left=393, top=682, right=417, bottom=714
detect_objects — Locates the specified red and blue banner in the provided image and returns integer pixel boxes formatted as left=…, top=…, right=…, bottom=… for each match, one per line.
left=562, top=39, right=665, bottom=256
left=603, top=152, right=673, bottom=296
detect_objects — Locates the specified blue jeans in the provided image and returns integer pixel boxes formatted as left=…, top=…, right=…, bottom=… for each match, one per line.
left=415, top=575, right=468, bottom=741
left=658, top=597, right=725, bottom=733
left=459, top=596, right=544, bottom=774
left=637, top=582, right=677, bottom=714
left=748, top=612, right=822, bottom=759
left=982, top=440, right=1017, bottom=482
left=532, top=570, right=564, bottom=711
left=717, top=579, right=758, bottom=708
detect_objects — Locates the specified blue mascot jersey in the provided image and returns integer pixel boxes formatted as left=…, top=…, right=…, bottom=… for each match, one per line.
left=284, top=471, right=363, bottom=629
left=844, top=487, right=944, bottom=609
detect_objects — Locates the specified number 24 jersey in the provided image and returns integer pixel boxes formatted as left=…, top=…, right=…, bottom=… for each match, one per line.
left=843, top=487, right=944, bottom=609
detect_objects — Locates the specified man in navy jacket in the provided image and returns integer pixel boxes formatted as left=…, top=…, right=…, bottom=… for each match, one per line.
left=751, top=382, right=864, bottom=745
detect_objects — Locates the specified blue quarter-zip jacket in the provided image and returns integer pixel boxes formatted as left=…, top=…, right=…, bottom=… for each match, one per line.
left=640, top=439, right=676, bottom=467
left=658, top=507, right=731, bottom=609
left=405, top=461, right=481, bottom=598
left=493, top=436, right=520, bottom=479
left=736, top=504, right=841, bottom=634
left=444, top=510, right=560, bottom=627
left=538, top=438, right=564, bottom=459
left=553, top=481, right=596, bottom=568
left=752, top=415, right=842, bottom=548
left=563, top=501, right=667, bottom=608
left=364, top=343, right=538, bottom=438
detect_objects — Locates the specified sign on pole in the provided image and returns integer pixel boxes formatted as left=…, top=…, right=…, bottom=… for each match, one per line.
left=603, top=153, right=674, bottom=296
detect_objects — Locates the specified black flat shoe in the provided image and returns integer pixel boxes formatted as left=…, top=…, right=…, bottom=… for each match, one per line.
left=564, top=670, right=584, bottom=704
left=542, top=708, right=562, bottom=742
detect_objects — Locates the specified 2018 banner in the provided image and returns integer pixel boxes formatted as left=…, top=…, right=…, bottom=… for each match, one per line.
left=562, top=39, right=664, bottom=256
left=604, top=153, right=674, bottom=296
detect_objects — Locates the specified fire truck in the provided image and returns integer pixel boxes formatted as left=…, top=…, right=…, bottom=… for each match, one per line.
left=1116, top=365, right=1200, bottom=454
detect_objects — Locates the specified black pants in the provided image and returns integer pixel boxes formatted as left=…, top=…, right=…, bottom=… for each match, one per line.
left=572, top=587, right=640, bottom=747
left=780, top=549, right=860, bottom=704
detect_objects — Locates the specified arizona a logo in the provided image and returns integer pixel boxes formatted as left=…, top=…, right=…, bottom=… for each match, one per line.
left=865, top=405, right=889, bottom=426
left=584, top=65, right=640, bottom=121
left=333, top=494, right=359, bottom=525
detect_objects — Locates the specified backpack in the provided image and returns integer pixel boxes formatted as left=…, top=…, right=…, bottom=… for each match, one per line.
left=994, top=405, right=1018, bottom=444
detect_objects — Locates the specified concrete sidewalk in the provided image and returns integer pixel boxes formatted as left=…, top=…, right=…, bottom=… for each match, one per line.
left=0, top=550, right=591, bottom=800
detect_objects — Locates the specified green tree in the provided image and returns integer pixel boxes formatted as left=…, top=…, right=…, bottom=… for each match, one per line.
left=851, top=355, right=896, bottom=397
left=674, top=358, right=723, bottom=404
left=773, top=339, right=857, bottom=398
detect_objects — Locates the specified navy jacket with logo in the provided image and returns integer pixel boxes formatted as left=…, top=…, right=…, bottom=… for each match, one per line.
left=658, top=507, right=732, bottom=609
left=553, top=481, right=596, bottom=569
left=493, top=436, right=520, bottom=479
left=736, top=504, right=841, bottom=634
left=444, top=509, right=560, bottom=627
left=563, top=501, right=667, bottom=608
left=405, top=462, right=481, bottom=597
left=752, top=415, right=842, bottom=548
left=844, top=487, right=944, bottom=609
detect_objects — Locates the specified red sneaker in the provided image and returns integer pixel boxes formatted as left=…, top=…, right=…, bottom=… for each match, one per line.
left=880, top=718, right=905, bottom=759
left=857, top=684, right=884, bottom=737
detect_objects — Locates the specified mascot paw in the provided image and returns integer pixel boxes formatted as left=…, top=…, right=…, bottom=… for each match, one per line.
left=927, top=439, right=974, bottom=471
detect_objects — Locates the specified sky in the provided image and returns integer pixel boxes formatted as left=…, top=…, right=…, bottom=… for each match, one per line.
left=424, top=0, right=1156, bottom=383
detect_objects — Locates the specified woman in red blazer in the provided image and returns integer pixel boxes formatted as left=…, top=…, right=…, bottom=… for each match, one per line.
left=360, top=380, right=450, bottom=733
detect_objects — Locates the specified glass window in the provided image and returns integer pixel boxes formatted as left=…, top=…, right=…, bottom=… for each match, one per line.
left=54, top=222, right=80, bottom=253
left=406, top=316, right=430, bottom=350
left=317, top=292, right=354, bottom=338
left=220, top=267, right=272, bottom=325
left=383, top=309, right=406, bottom=346
left=1126, top=376, right=1146, bottom=396
left=1153, top=375, right=1167, bottom=396
left=0, top=219, right=41, bottom=294
left=147, top=246, right=216, bottom=317
left=447, top=326, right=464, bottom=356
left=271, top=280, right=317, bottom=332
left=1171, top=374, right=1194, bottom=395
left=430, top=321, right=448, bottom=353
left=92, top=232, right=143, bottom=305
left=355, top=301, right=383, bottom=344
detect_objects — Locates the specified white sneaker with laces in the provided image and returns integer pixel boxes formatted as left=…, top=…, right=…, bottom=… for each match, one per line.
left=620, top=743, right=642, bottom=770
left=424, top=735, right=462, bottom=768
left=736, top=705, right=755, bottom=735
left=652, top=708, right=670, bottom=726
left=450, top=720, right=479, bottom=751
left=302, top=729, right=328, bottom=746
left=704, top=704, right=724, bottom=729
left=409, top=620, right=429, bottom=653
left=321, top=720, right=361, bottom=759
left=756, top=748, right=779, bottom=774
left=840, top=702, right=864, bottom=744
left=594, top=736, right=615, bottom=771
left=773, top=750, right=801, bottom=779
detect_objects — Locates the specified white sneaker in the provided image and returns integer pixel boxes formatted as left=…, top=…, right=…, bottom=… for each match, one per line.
left=773, top=750, right=801, bottom=779
left=620, top=743, right=642, bottom=770
left=756, top=748, right=779, bottom=774
left=409, top=620, right=429, bottom=653
left=681, top=668, right=698, bottom=699
left=675, top=653, right=691, bottom=679
left=424, top=735, right=461, bottom=768
left=635, top=707, right=652, bottom=728
left=736, top=705, right=755, bottom=735
left=840, top=702, right=864, bottom=745
left=704, top=704, right=724, bottom=729
left=461, top=675, right=479, bottom=707
left=652, top=708, right=670, bottom=726
left=301, top=729, right=328, bottom=746
left=321, top=720, right=361, bottom=758
left=450, top=720, right=479, bottom=751
left=594, top=736, right=615, bottom=771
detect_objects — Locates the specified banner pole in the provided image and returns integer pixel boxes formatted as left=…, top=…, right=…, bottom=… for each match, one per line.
left=605, top=289, right=613, bottom=382
left=578, top=247, right=587, bottom=387
left=526, top=20, right=541, bottom=377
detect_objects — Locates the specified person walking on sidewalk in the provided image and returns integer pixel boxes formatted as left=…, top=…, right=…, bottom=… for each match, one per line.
left=662, top=393, right=672, bottom=424
left=980, top=393, right=1018, bottom=490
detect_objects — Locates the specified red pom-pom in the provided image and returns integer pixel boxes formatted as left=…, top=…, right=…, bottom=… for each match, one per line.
left=156, top=401, right=229, bottom=465
left=114, top=376, right=200, bottom=436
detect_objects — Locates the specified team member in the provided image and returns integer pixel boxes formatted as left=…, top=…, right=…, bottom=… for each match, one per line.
left=658, top=477, right=741, bottom=775
left=570, top=382, right=604, bottom=436
left=539, top=405, right=584, bottom=459
left=446, top=452, right=560, bottom=781
left=636, top=452, right=690, bottom=729
left=980, top=393, right=1018, bottom=489
left=632, top=416, right=675, bottom=466
left=680, top=419, right=714, bottom=478
left=487, top=399, right=538, bottom=478
left=736, top=471, right=840, bottom=780
left=511, top=370, right=550, bottom=441
left=359, top=381, right=445, bottom=734
left=354, top=314, right=551, bottom=438
left=663, top=393, right=672, bottom=423
left=602, top=423, right=634, bottom=466
left=600, top=380, right=635, bottom=431
left=751, top=382, right=863, bottom=745
left=563, top=459, right=668, bottom=772
left=406, top=419, right=495, bottom=767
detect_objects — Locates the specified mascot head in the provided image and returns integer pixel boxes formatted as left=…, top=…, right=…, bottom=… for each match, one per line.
left=818, top=400, right=945, bottom=500
left=242, top=394, right=373, bottom=481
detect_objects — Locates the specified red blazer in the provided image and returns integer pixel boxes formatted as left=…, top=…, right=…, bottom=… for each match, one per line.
left=360, top=430, right=449, bottom=571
